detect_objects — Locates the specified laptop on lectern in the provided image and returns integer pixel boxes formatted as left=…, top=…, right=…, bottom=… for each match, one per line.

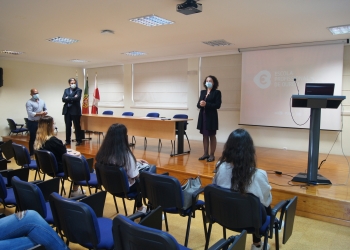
left=305, top=83, right=335, bottom=96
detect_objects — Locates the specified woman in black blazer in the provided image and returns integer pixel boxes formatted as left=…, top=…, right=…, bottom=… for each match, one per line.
left=197, top=75, right=222, bottom=162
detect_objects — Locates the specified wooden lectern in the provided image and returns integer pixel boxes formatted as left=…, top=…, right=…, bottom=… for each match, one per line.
left=291, top=95, right=346, bottom=184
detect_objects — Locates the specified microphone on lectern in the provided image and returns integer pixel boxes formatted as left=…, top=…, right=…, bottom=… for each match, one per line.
left=294, top=78, right=300, bottom=95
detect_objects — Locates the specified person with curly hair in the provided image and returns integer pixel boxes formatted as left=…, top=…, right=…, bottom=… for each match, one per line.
left=213, top=128, right=272, bottom=250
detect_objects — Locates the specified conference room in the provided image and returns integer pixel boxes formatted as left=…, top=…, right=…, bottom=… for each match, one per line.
left=1, top=1, right=350, bottom=249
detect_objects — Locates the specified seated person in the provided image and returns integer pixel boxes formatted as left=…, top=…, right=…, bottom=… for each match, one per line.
left=213, top=128, right=272, bottom=250
left=34, top=115, right=84, bottom=197
left=0, top=210, right=68, bottom=250
left=95, top=123, right=156, bottom=213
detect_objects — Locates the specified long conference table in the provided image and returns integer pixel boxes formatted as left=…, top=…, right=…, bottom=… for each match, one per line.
left=80, top=114, right=191, bottom=156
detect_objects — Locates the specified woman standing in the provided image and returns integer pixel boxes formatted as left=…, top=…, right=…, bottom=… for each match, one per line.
left=213, top=129, right=272, bottom=250
left=197, top=75, right=222, bottom=162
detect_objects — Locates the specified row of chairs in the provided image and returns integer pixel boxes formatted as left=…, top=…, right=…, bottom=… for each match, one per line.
left=101, top=111, right=191, bottom=153
left=2, top=169, right=247, bottom=250
left=6, top=118, right=58, bottom=136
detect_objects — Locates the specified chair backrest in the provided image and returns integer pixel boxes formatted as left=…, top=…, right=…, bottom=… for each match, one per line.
left=146, top=112, right=160, bottom=118
left=0, top=173, right=8, bottom=200
left=102, top=110, right=113, bottom=115
left=122, top=111, right=134, bottom=116
left=62, top=154, right=90, bottom=182
left=11, top=176, right=47, bottom=218
left=49, top=192, right=101, bottom=247
left=113, top=214, right=181, bottom=250
left=95, top=163, right=129, bottom=195
left=0, top=140, right=14, bottom=160
left=7, top=119, right=16, bottom=130
left=12, top=143, right=30, bottom=167
left=204, top=184, right=262, bottom=236
left=173, top=114, right=188, bottom=130
left=24, top=118, right=29, bottom=128
left=34, top=150, right=59, bottom=175
left=139, top=171, right=184, bottom=210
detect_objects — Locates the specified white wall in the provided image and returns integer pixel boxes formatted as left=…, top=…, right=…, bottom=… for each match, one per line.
left=0, top=59, right=82, bottom=136
left=1, top=46, right=350, bottom=156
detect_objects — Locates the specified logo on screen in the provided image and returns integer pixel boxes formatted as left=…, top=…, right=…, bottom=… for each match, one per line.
left=254, top=70, right=271, bottom=89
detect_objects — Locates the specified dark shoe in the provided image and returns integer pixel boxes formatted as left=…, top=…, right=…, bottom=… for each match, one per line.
left=198, top=155, right=209, bottom=160
left=75, top=142, right=82, bottom=146
left=207, top=156, right=215, bottom=162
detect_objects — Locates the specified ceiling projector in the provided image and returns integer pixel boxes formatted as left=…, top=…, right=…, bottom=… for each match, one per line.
left=177, top=0, right=202, bottom=15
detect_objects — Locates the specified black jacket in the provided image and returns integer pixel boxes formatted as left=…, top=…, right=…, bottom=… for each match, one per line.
left=62, top=87, right=82, bottom=115
left=197, top=89, right=222, bottom=131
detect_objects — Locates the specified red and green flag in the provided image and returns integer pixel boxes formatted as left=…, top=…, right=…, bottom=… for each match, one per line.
left=82, top=75, right=89, bottom=114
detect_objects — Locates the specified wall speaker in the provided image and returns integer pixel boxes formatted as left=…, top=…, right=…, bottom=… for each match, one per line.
left=0, top=68, right=3, bottom=87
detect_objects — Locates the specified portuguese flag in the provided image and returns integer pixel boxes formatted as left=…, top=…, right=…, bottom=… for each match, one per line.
left=82, top=75, right=89, bottom=114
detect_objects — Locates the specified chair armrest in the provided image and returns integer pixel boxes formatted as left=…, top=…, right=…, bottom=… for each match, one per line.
left=269, top=200, right=289, bottom=238
left=127, top=212, right=146, bottom=221
left=36, top=178, right=60, bottom=201
left=79, top=191, right=106, bottom=217
left=16, top=124, right=24, bottom=129
left=208, top=236, right=236, bottom=250
left=191, top=187, right=204, bottom=210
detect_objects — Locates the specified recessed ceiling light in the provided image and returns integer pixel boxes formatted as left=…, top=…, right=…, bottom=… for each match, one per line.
left=122, top=51, right=146, bottom=56
left=47, top=37, right=79, bottom=44
left=70, top=59, right=87, bottom=63
left=130, top=14, right=174, bottom=27
left=1, top=50, right=24, bottom=55
left=202, top=39, right=232, bottom=47
left=328, top=25, right=350, bottom=35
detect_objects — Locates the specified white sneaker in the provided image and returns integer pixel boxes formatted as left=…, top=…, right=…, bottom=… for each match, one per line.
left=137, top=206, right=147, bottom=214
left=70, top=188, right=86, bottom=197
left=251, top=242, right=270, bottom=250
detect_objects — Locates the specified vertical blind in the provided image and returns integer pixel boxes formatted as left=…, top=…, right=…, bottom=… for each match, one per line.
left=200, top=54, right=242, bottom=110
left=133, top=59, right=188, bottom=109
left=86, top=65, right=124, bottom=107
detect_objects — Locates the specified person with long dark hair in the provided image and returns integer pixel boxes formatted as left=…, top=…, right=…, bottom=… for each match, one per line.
left=213, top=129, right=272, bottom=250
left=95, top=123, right=150, bottom=213
left=197, top=75, right=222, bottom=162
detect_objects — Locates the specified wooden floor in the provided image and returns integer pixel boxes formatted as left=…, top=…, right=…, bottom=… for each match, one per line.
left=3, top=132, right=350, bottom=227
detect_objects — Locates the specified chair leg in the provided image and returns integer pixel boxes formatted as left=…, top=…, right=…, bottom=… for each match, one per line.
left=68, top=182, right=74, bottom=198
left=275, top=222, right=280, bottom=250
left=144, top=137, right=147, bottom=150
left=122, top=198, right=128, bottom=216
left=201, top=209, right=208, bottom=242
left=113, top=196, right=119, bottom=213
left=185, top=133, right=191, bottom=151
left=184, top=213, right=193, bottom=247
left=164, top=212, right=169, bottom=231
left=60, top=179, right=66, bottom=196
left=132, top=136, right=136, bottom=145
left=223, top=227, right=226, bottom=239
left=204, top=223, right=213, bottom=250
left=158, top=139, right=162, bottom=152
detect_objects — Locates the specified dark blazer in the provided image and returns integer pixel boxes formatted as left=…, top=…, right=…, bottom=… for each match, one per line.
left=197, top=89, right=222, bottom=131
left=62, top=87, right=82, bottom=115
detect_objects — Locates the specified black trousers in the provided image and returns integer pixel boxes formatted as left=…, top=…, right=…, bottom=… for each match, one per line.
left=64, top=113, right=82, bottom=143
left=27, top=120, right=38, bottom=156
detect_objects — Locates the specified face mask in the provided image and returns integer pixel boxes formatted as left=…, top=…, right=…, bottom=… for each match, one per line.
left=205, top=82, right=213, bottom=89
left=32, top=94, right=39, bottom=100
left=70, top=84, right=76, bottom=89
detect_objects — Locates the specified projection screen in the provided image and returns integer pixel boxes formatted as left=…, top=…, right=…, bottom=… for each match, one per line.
left=240, top=44, right=344, bottom=130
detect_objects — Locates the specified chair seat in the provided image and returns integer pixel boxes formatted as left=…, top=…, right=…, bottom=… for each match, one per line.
left=26, top=160, right=38, bottom=169
left=12, top=128, right=28, bottom=133
left=75, top=173, right=98, bottom=186
left=4, top=188, right=17, bottom=205
left=163, top=199, right=205, bottom=215
left=82, top=217, right=113, bottom=250
left=45, top=202, right=54, bottom=224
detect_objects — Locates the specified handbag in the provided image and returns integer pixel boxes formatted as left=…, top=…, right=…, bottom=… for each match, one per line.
left=181, top=176, right=202, bottom=210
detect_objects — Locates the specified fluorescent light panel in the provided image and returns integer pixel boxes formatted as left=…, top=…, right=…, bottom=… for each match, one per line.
left=202, top=39, right=232, bottom=47
left=71, top=59, right=87, bottom=63
left=1, top=50, right=24, bottom=55
left=328, top=25, right=350, bottom=35
left=130, top=14, right=174, bottom=27
left=47, top=37, right=79, bottom=44
left=122, top=51, right=146, bottom=56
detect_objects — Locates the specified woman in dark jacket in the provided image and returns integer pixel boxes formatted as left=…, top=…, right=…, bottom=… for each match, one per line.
left=197, top=75, right=222, bottom=162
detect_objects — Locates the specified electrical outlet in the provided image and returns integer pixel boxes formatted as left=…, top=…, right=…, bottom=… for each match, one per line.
left=283, top=147, right=287, bottom=150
